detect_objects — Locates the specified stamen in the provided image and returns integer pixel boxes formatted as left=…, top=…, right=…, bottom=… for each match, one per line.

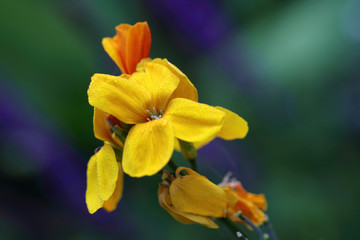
left=146, top=107, right=164, bottom=121
left=146, top=109, right=153, bottom=116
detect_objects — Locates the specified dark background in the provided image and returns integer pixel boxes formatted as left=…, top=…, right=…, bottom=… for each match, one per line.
left=1, top=0, right=359, bottom=239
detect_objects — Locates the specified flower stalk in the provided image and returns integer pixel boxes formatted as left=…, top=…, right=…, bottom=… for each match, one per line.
left=219, top=217, right=249, bottom=240
left=238, top=214, right=269, bottom=240
left=262, top=221, right=278, bottom=240
left=178, top=139, right=198, bottom=171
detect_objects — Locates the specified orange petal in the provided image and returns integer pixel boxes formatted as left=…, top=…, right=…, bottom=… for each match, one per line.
left=103, top=22, right=151, bottom=74
left=125, top=22, right=152, bottom=74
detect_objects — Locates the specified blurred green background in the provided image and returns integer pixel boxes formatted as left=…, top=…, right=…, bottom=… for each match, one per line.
left=1, top=0, right=359, bottom=239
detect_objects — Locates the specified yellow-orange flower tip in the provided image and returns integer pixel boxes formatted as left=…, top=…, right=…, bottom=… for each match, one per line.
left=93, top=108, right=124, bottom=148
left=86, top=144, right=124, bottom=214
left=158, top=168, right=238, bottom=228
left=102, top=22, right=151, bottom=74
left=219, top=173, right=267, bottom=227
left=88, top=61, right=225, bottom=177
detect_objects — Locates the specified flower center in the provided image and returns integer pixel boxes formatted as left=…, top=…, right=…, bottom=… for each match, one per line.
left=146, top=107, right=164, bottom=121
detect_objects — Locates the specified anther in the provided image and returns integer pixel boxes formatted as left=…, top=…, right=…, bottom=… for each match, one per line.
left=153, top=107, right=158, bottom=116
left=146, top=107, right=164, bottom=121
left=146, top=109, right=153, bottom=116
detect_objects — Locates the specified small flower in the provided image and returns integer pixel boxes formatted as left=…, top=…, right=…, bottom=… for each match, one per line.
left=88, top=60, right=228, bottom=177
left=102, top=22, right=151, bottom=74
left=85, top=109, right=123, bottom=214
left=220, top=173, right=267, bottom=227
left=158, top=167, right=238, bottom=228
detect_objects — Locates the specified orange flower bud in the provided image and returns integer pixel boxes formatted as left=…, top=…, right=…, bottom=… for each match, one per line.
left=102, top=22, right=151, bottom=74
left=220, top=174, right=267, bottom=227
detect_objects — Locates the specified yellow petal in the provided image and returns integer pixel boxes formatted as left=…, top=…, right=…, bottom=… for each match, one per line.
left=131, top=62, right=179, bottom=110
left=85, top=144, right=118, bottom=214
left=158, top=186, right=219, bottom=229
left=103, top=162, right=124, bottom=212
left=88, top=74, right=151, bottom=124
left=165, top=98, right=225, bottom=142
left=96, top=144, right=119, bottom=201
left=136, top=57, right=152, bottom=72
left=152, top=58, right=198, bottom=102
left=122, top=118, right=174, bottom=177
left=215, top=107, right=249, bottom=140
left=170, top=170, right=229, bottom=218
left=86, top=151, right=102, bottom=214
left=93, top=108, right=114, bottom=144
left=223, top=187, right=240, bottom=210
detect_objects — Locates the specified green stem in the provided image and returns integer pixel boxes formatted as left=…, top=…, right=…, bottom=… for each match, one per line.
left=263, top=221, right=278, bottom=240
left=238, top=215, right=268, bottom=240
left=219, top=217, right=249, bottom=240
left=178, top=139, right=198, bottom=171
left=189, top=159, right=197, bottom=171
left=167, top=159, right=178, bottom=173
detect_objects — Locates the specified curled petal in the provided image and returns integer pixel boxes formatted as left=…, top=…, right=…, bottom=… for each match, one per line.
left=158, top=186, right=219, bottom=228
left=122, top=118, right=174, bottom=177
left=165, top=98, right=225, bottom=142
left=170, top=168, right=230, bottom=218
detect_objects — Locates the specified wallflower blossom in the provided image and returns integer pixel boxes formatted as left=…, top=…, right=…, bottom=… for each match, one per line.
left=102, top=22, right=151, bottom=74
left=102, top=21, right=248, bottom=150
left=86, top=22, right=150, bottom=213
left=158, top=167, right=238, bottom=228
left=88, top=60, right=226, bottom=177
left=86, top=109, right=123, bottom=214
left=220, top=174, right=268, bottom=227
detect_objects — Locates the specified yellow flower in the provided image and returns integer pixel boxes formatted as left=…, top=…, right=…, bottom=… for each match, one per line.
left=158, top=167, right=238, bottom=228
left=88, top=60, right=228, bottom=177
left=102, top=22, right=151, bottom=74
left=85, top=109, right=124, bottom=214
left=86, top=21, right=151, bottom=213
left=220, top=175, right=267, bottom=227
